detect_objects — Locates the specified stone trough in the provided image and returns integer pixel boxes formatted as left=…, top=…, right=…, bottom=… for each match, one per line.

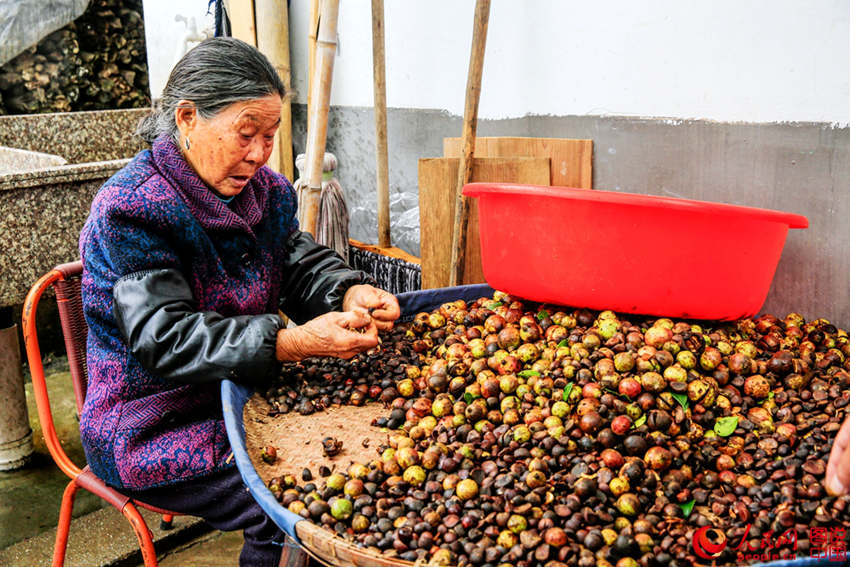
left=0, top=108, right=147, bottom=470
left=0, top=108, right=147, bottom=308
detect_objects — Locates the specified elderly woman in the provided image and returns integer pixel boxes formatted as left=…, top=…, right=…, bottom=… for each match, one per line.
left=78, top=37, right=399, bottom=566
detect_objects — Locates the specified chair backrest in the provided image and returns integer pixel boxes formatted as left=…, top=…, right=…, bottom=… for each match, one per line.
left=53, top=262, right=88, bottom=414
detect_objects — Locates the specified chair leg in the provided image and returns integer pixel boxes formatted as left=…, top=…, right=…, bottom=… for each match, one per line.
left=278, top=536, right=310, bottom=567
left=121, top=503, right=159, bottom=567
left=52, top=481, right=78, bottom=567
left=159, top=514, right=174, bottom=531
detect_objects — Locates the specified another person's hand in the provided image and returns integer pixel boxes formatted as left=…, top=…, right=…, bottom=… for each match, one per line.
left=826, top=414, right=850, bottom=496
left=276, top=311, right=378, bottom=361
left=342, top=284, right=401, bottom=331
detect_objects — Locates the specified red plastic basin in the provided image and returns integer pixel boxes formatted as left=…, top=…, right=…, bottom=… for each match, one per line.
left=463, top=183, right=808, bottom=320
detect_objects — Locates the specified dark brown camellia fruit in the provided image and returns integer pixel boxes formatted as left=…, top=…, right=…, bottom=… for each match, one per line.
left=321, top=437, right=342, bottom=457
left=622, top=434, right=648, bottom=456
left=579, top=411, right=604, bottom=434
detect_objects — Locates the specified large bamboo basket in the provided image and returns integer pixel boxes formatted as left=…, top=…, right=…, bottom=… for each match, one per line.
left=295, top=521, right=416, bottom=567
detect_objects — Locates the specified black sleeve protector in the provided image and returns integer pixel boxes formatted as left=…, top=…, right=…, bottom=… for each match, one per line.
left=277, top=230, right=376, bottom=324
left=112, top=269, right=284, bottom=385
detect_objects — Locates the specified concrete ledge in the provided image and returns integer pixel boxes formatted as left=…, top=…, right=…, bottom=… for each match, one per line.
left=0, top=506, right=211, bottom=567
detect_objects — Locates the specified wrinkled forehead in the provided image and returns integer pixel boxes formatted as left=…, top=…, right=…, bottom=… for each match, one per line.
left=231, top=97, right=281, bottom=125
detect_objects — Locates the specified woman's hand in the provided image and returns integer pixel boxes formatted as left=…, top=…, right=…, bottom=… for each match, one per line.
left=826, top=414, right=850, bottom=495
left=342, top=284, right=401, bottom=331
left=276, top=311, right=378, bottom=361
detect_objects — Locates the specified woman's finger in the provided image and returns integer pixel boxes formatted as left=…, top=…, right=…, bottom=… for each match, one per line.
left=337, top=309, right=373, bottom=329
left=337, top=322, right=378, bottom=356
left=371, top=293, right=401, bottom=322
left=372, top=318, right=394, bottom=331
left=826, top=415, right=850, bottom=495
left=335, top=314, right=378, bottom=339
left=828, top=442, right=850, bottom=497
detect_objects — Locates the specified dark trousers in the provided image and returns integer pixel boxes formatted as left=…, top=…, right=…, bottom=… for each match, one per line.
left=123, top=465, right=287, bottom=566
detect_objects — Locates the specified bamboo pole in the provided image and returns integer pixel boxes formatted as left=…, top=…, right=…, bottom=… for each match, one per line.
left=228, top=0, right=257, bottom=46
left=372, top=0, right=391, bottom=248
left=307, top=0, right=320, bottom=134
left=449, top=0, right=490, bottom=286
left=302, top=0, right=339, bottom=237
left=254, top=0, right=294, bottom=180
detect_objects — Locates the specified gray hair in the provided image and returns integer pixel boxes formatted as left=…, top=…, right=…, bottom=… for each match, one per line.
left=136, top=37, right=285, bottom=144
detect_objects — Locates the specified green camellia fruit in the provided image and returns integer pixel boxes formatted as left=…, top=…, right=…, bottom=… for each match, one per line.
left=330, top=497, right=353, bottom=520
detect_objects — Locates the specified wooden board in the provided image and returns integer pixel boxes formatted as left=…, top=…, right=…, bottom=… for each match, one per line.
left=418, top=157, right=550, bottom=289
left=443, top=136, right=592, bottom=188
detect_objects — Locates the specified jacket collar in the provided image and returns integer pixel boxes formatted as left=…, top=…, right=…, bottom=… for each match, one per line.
left=151, top=134, right=266, bottom=234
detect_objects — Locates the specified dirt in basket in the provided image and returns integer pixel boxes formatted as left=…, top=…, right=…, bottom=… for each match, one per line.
left=244, top=394, right=391, bottom=484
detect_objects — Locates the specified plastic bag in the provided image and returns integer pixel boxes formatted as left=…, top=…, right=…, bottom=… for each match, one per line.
left=349, top=190, right=420, bottom=258
left=390, top=196, right=420, bottom=258
left=0, top=0, right=89, bottom=66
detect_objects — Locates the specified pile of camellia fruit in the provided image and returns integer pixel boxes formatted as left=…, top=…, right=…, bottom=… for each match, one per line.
left=260, top=291, right=850, bottom=567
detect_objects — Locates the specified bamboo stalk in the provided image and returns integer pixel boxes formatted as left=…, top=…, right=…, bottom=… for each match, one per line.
left=307, top=0, right=320, bottom=134
left=254, top=0, right=294, bottom=180
left=372, top=0, right=391, bottom=248
left=302, top=0, right=339, bottom=237
left=449, top=0, right=490, bottom=286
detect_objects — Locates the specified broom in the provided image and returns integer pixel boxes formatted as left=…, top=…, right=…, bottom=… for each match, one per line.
left=294, top=152, right=349, bottom=261
left=347, top=0, right=421, bottom=296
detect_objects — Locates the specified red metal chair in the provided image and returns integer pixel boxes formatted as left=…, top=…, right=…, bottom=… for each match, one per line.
left=22, top=261, right=179, bottom=567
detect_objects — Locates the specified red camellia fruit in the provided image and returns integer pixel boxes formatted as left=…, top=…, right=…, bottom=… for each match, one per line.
left=601, top=448, right=625, bottom=469
left=582, top=382, right=603, bottom=399
left=610, top=415, right=633, bottom=436
left=618, top=378, right=642, bottom=399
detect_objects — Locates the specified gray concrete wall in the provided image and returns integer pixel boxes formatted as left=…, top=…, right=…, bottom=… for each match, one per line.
left=292, top=104, right=850, bottom=327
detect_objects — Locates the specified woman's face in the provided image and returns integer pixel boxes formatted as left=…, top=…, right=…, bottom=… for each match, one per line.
left=176, top=94, right=282, bottom=198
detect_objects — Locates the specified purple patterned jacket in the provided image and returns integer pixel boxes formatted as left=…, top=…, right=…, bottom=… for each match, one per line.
left=79, top=135, right=367, bottom=490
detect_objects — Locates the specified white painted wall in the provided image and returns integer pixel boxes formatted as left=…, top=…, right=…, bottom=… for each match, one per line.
left=141, top=0, right=215, bottom=100
left=285, top=0, right=850, bottom=125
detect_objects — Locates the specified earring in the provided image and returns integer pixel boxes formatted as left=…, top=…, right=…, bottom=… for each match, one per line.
left=184, top=137, right=191, bottom=150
